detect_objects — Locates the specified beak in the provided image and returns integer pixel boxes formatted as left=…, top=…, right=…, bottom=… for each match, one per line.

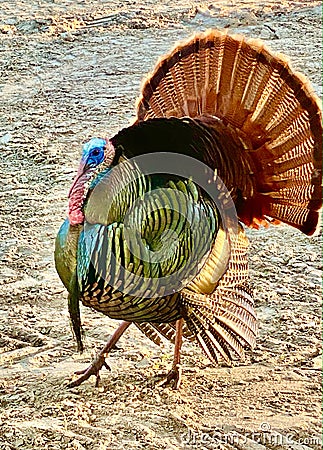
left=68, top=160, right=91, bottom=198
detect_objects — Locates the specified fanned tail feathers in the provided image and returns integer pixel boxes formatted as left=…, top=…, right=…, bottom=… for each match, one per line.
left=136, top=29, right=322, bottom=235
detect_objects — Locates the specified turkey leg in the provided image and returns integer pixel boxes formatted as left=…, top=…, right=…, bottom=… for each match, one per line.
left=160, top=318, right=183, bottom=389
left=68, top=320, right=131, bottom=388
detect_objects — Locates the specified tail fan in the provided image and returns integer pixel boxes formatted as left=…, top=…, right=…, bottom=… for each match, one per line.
left=135, top=29, right=322, bottom=235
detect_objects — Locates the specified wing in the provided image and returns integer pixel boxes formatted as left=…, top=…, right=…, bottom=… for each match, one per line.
left=78, top=172, right=223, bottom=324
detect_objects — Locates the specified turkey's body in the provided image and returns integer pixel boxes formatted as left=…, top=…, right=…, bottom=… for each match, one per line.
left=55, top=29, right=322, bottom=387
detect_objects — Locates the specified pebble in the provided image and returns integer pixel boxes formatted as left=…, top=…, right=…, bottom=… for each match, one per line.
left=16, top=20, right=39, bottom=33
left=136, top=358, right=151, bottom=368
left=270, top=256, right=285, bottom=264
left=4, top=18, right=18, bottom=25
left=0, top=133, right=12, bottom=145
left=312, top=5, right=322, bottom=16
left=287, top=258, right=298, bottom=266
left=290, top=262, right=307, bottom=270
left=60, top=32, right=75, bottom=41
left=276, top=287, right=289, bottom=295
left=306, top=269, right=321, bottom=278
left=312, top=356, right=321, bottom=369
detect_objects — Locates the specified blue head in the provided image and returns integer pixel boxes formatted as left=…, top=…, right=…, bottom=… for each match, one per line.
left=68, top=137, right=112, bottom=225
left=81, top=138, right=106, bottom=168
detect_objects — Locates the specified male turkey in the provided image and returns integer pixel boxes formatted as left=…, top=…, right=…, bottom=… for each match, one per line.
left=55, top=29, right=322, bottom=389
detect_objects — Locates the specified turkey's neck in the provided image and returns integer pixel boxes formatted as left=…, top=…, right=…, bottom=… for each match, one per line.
left=68, top=141, right=116, bottom=226
left=68, top=168, right=93, bottom=225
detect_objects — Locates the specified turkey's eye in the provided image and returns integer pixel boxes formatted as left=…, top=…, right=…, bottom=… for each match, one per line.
left=92, top=148, right=101, bottom=156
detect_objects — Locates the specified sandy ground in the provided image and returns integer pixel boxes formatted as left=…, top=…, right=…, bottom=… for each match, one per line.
left=0, top=1, right=322, bottom=449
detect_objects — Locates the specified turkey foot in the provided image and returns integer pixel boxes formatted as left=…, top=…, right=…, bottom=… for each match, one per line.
left=158, top=318, right=183, bottom=390
left=159, top=365, right=182, bottom=390
left=68, top=353, right=110, bottom=388
left=67, top=321, right=131, bottom=388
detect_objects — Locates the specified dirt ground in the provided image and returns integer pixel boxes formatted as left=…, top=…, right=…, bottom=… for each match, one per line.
left=0, top=1, right=322, bottom=449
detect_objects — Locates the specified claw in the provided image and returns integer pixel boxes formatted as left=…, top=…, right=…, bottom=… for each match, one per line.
left=158, top=365, right=182, bottom=390
left=68, top=354, right=111, bottom=389
left=67, top=321, right=131, bottom=389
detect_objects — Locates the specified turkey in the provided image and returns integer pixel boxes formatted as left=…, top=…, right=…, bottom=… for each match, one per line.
left=55, top=29, right=322, bottom=389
